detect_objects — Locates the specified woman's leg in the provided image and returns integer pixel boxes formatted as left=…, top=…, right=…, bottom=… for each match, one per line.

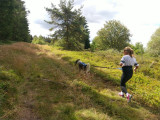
left=120, top=73, right=128, bottom=94
left=120, top=68, right=133, bottom=94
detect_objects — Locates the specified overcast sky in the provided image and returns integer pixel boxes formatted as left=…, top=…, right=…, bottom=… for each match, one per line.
left=23, top=0, right=160, bottom=47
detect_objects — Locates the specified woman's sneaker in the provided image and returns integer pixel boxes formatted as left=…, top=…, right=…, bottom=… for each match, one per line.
left=118, top=92, right=124, bottom=97
left=126, top=94, right=132, bottom=102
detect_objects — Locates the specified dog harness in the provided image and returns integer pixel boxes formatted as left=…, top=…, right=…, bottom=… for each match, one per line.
left=79, top=62, right=87, bottom=67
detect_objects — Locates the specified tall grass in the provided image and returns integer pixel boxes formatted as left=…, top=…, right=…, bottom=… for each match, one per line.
left=0, top=42, right=159, bottom=119
left=51, top=47, right=160, bottom=109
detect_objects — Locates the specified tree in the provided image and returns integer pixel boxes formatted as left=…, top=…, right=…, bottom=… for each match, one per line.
left=133, top=42, right=144, bottom=55
left=147, top=27, right=160, bottom=56
left=96, top=20, right=131, bottom=51
left=45, top=0, right=90, bottom=50
left=0, top=0, right=30, bottom=42
left=0, top=0, right=14, bottom=41
left=91, top=36, right=104, bottom=51
left=83, top=22, right=90, bottom=49
left=32, top=35, right=46, bottom=45
left=12, top=0, right=30, bottom=42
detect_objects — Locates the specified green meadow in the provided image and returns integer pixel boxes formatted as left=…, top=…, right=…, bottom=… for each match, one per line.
left=0, top=42, right=159, bottom=120
left=52, top=47, right=160, bottom=108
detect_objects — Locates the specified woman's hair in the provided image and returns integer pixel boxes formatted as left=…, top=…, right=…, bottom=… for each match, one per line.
left=124, top=47, right=133, bottom=57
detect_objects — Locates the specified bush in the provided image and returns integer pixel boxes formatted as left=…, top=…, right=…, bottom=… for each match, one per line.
left=32, top=35, right=46, bottom=45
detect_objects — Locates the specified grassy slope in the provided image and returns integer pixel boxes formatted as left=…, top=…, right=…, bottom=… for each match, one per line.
left=52, top=48, right=160, bottom=108
left=0, top=42, right=159, bottom=120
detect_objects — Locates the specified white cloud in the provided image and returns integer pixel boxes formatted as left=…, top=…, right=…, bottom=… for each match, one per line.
left=23, top=0, right=160, bottom=47
left=81, top=0, right=118, bottom=40
left=23, top=0, right=54, bottom=36
left=114, top=0, right=160, bottom=46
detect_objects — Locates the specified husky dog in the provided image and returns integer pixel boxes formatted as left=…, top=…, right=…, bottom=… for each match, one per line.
left=75, top=59, right=90, bottom=73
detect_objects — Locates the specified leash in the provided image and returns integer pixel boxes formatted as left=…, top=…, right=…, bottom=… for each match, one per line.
left=92, top=65, right=122, bottom=70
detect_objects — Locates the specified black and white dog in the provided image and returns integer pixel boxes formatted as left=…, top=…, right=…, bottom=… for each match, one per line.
left=75, top=59, right=90, bottom=73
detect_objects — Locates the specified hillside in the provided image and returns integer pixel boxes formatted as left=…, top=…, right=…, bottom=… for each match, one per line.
left=0, top=42, right=159, bottom=120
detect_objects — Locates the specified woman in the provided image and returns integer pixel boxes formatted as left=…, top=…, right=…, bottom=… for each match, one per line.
left=119, top=47, right=139, bottom=102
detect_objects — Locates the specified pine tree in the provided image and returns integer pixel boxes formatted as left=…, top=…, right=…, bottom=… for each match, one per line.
left=12, top=0, right=30, bottom=42
left=0, top=0, right=14, bottom=41
left=46, top=0, right=90, bottom=50
left=0, top=0, right=30, bottom=42
left=83, top=19, right=90, bottom=49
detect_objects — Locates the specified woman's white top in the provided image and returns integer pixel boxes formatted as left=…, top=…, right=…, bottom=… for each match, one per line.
left=120, top=55, right=139, bottom=67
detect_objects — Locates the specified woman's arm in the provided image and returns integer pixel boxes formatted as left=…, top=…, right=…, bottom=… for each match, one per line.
left=120, top=56, right=125, bottom=67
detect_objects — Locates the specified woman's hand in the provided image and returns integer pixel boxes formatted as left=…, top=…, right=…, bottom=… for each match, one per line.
left=134, top=66, right=138, bottom=72
left=120, top=63, right=123, bottom=66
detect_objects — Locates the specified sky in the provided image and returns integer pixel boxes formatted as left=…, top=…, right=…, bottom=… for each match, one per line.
left=23, top=0, right=160, bottom=47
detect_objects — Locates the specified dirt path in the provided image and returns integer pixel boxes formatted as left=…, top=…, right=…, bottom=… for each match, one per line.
left=15, top=80, right=41, bottom=120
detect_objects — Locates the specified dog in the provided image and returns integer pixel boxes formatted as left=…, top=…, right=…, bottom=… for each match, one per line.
left=75, top=59, right=90, bottom=73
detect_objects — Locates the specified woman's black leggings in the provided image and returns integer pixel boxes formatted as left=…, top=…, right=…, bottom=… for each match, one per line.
left=121, top=66, right=133, bottom=94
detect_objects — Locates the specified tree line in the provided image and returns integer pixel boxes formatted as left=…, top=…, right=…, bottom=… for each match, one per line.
left=1, top=0, right=160, bottom=56
left=44, top=0, right=144, bottom=53
left=45, top=0, right=160, bottom=55
left=0, top=0, right=30, bottom=42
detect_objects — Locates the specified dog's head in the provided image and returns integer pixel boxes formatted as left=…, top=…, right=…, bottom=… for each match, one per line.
left=75, top=59, right=80, bottom=65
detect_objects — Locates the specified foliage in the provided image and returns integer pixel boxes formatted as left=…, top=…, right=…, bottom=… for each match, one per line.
left=91, top=36, right=105, bottom=51
left=147, top=27, right=160, bottom=57
left=32, top=35, right=46, bottom=45
left=32, top=35, right=53, bottom=45
left=45, top=0, right=90, bottom=50
left=95, top=20, right=131, bottom=51
left=131, top=42, right=144, bottom=55
left=0, top=0, right=30, bottom=42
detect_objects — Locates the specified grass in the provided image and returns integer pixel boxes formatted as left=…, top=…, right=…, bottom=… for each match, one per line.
left=51, top=47, right=160, bottom=109
left=0, top=42, right=159, bottom=119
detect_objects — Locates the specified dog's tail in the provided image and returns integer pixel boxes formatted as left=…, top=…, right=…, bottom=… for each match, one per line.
left=86, top=63, right=90, bottom=73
